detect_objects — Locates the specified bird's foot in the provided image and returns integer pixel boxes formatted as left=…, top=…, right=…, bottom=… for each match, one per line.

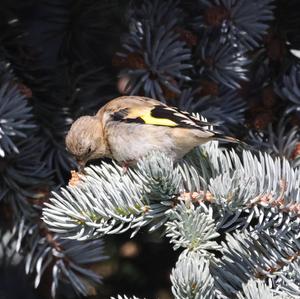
left=121, top=160, right=134, bottom=175
left=121, top=162, right=129, bottom=175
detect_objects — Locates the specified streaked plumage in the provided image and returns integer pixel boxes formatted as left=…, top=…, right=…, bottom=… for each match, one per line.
left=65, top=96, right=239, bottom=169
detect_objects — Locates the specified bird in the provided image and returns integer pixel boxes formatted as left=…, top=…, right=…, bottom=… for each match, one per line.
left=65, top=96, right=240, bottom=171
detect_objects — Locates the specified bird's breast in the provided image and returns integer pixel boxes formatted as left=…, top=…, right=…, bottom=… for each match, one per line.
left=105, top=122, right=178, bottom=163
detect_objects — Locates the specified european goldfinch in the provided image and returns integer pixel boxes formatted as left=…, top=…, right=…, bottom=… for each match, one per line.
left=66, top=96, right=239, bottom=170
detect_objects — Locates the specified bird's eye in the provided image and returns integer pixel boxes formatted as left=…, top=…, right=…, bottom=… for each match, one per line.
left=87, top=147, right=92, bottom=154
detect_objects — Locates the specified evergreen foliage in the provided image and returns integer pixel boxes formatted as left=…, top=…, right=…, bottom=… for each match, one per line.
left=0, top=0, right=299, bottom=298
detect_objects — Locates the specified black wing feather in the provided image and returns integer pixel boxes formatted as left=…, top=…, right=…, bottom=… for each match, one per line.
left=151, top=105, right=216, bottom=129
left=111, top=105, right=216, bottom=130
left=112, top=108, right=145, bottom=124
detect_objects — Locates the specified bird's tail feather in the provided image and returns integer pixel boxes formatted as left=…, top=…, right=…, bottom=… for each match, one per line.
left=213, top=134, right=252, bottom=150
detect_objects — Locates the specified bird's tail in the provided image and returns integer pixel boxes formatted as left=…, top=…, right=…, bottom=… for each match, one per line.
left=213, top=133, right=251, bottom=150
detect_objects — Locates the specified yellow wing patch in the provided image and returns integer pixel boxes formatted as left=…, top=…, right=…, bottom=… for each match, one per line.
left=126, top=106, right=178, bottom=127
left=140, top=111, right=178, bottom=126
left=123, top=104, right=201, bottom=128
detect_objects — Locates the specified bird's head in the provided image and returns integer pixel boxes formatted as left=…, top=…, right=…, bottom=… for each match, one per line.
left=65, top=116, right=109, bottom=171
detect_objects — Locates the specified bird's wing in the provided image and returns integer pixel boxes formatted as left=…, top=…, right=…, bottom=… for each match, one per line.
left=101, top=96, right=215, bottom=131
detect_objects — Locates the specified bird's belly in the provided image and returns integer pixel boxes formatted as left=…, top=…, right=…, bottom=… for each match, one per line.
left=107, top=123, right=179, bottom=163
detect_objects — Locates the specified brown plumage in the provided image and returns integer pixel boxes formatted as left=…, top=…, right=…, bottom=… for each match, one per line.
left=65, top=96, right=239, bottom=170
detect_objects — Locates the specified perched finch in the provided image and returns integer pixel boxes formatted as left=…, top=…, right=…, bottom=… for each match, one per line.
left=66, top=96, right=239, bottom=170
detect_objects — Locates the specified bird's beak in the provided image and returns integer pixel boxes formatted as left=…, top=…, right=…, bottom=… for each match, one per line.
left=76, top=159, right=86, bottom=173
